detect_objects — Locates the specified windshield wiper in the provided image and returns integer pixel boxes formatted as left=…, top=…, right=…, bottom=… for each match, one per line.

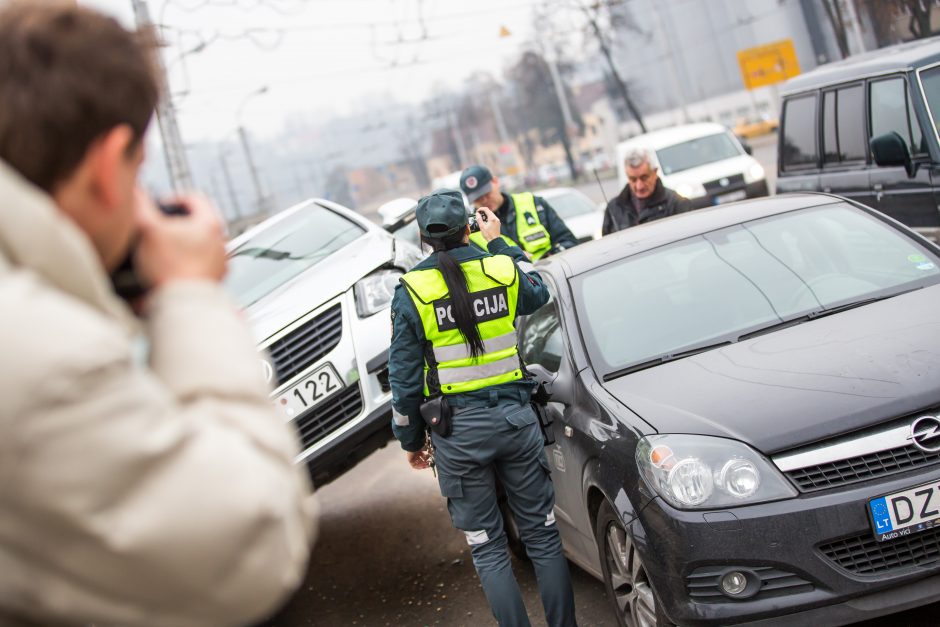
left=602, top=340, right=733, bottom=381
left=231, top=247, right=295, bottom=260
left=738, top=285, right=924, bottom=342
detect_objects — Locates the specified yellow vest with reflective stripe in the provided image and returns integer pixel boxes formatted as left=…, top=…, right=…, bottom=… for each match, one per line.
left=400, top=254, right=523, bottom=396
left=469, top=192, right=553, bottom=260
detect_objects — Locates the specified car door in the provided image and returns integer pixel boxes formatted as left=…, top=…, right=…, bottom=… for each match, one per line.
left=868, top=74, right=940, bottom=228
left=819, top=84, right=875, bottom=207
left=776, top=92, right=821, bottom=193
left=517, top=293, right=591, bottom=549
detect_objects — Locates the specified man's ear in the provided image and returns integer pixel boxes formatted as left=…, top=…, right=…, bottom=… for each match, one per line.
left=89, top=125, right=135, bottom=210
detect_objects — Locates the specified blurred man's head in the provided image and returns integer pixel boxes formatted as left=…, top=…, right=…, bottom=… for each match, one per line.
left=624, top=148, right=659, bottom=200
left=460, top=165, right=502, bottom=210
left=0, top=2, right=159, bottom=270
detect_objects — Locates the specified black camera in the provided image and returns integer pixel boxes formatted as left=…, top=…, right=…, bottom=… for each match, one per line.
left=110, top=201, right=188, bottom=301
left=468, top=215, right=480, bottom=233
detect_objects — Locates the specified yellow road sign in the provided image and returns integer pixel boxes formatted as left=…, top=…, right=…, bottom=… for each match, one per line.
left=737, top=39, right=801, bottom=90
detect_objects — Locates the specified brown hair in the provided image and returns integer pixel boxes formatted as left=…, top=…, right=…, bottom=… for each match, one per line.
left=0, top=1, right=160, bottom=193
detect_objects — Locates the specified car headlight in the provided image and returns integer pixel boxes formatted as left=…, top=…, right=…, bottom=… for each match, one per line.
left=674, top=182, right=706, bottom=199
left=745, top=162, right=765, bottom=183
left=637, top=434, right=796, bottom=509
left=354, top=269, right=402, bottom=317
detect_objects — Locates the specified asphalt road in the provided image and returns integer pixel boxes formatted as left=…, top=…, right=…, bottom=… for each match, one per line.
left=264, top=442, right=938, bottom=627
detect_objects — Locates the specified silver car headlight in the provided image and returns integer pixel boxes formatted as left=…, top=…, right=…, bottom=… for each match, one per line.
left=636, top=434, right=797, bottom=509
left=354, top=269, right=402, bottom=317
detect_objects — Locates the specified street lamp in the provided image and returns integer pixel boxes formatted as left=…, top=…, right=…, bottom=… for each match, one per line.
left=236, top=86, right=271, bottom=218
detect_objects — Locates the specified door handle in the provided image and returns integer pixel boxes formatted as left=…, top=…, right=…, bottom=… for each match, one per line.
left=822, top=187, right=832, bottom=193
left=873, top=183, right=884, bottom=191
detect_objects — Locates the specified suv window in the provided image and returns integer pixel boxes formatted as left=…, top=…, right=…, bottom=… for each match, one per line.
left=782, top=94, right=818, bottom=170
left=837, top=85, right=866, bottom=161
left=871, top=76, right=926, bottom=156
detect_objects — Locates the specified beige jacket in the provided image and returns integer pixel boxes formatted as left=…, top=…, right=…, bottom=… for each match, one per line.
left=0, top=162, right=316, bottom=627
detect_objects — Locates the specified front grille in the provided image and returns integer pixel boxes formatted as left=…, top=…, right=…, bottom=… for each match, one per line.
left=268, top=304, right=343, bottom=385
left=687, top=566, right=813, bottom=602
left=819, top=527, right=940, bottom=575
left=786, top=446, right=940, bottom=492
left=703, top=173, right=745, bottom=194
left=293, top=382, right=363, bottom=450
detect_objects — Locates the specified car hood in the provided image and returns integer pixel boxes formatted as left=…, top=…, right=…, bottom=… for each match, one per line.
left=660, top=155, right=758, bottom=190
left=602, top=284, right=940, bottom=454
left=242, top=229, right=393, bottom=342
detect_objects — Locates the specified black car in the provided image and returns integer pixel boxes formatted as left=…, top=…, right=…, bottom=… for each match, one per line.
left=777, top=37, right=940, bottom=243
left=518, top=193, right=940, bottom=626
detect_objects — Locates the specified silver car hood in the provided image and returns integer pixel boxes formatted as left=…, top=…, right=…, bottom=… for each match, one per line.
left=242, top=229, right=393, bottom=343
left=602, top=284, right=940, bottom=454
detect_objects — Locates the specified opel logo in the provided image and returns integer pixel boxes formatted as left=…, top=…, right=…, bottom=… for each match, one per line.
left=909, top=415, right=940, bottom=453
left=719, top=177, right=730, bottom=187
left=260, top=358, right=275, bottom=384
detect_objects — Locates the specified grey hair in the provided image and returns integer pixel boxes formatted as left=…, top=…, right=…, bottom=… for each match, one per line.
left=624, top=147, right=658, bottom=170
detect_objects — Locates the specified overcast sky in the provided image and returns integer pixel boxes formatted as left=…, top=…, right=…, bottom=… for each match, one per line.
left=83, top=0, right=545, bottom=143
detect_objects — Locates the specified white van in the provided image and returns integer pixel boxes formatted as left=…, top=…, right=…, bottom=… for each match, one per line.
left=615, top=122, right=768, bottom=208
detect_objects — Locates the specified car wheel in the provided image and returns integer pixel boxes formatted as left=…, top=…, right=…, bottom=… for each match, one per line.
left=498, top=492, right=529, bottom=561
left=596, top=501, right=673, bottom=627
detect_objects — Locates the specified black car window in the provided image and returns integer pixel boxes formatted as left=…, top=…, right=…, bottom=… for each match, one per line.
left=823, top=91, right=838, bottom=164
left=574, top=203, right=940, bottom=377
left=836, top=84, right=866, bottom=162
left=919, top=65, right=940, bottom=146
left=871, top=76, right=926, bottom=157
left=781, top=94, right=818, bottom=170
left=519, top=297, right=563, bottom=373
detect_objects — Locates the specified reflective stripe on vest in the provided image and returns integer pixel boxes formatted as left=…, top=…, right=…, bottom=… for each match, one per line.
left=467, top=192, right=552, bottom=260
left=400, top=254, right=522, bottom=396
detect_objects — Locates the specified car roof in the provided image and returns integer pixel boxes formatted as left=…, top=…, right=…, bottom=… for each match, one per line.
left=616, top=123, right=730, bottom=151
left=552, top=194, right=844, bottom=276
left=782, top=37, right=940, bottom=95
left=535, top=187, right=578, bottom=198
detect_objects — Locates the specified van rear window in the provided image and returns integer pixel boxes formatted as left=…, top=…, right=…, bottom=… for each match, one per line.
left=781, top=94, right=818, bottom=170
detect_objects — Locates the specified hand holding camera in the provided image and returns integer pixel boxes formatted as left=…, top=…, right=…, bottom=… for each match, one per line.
left=112, top=190, right=227, bottom=302
left=475, top=207, right=501, bottom=243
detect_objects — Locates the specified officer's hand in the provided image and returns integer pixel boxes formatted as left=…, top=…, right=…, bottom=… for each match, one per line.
left=133, top=189, right=227, bottom=290
left=406, top=449, right=431, bottom=470
left=476, top=207, right=501, bottom=243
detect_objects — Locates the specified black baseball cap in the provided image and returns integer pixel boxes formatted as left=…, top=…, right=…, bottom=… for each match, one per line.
left=459, top=165, right=493, bottom=202
left=415, top=189, right=467, bottom=239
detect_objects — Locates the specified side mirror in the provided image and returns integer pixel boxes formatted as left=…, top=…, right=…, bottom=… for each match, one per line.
left=741, top=141, right=753, bottom=156
left=527, top=362, right=575, bottom=406
left=871, top=131, right=916, bottom=178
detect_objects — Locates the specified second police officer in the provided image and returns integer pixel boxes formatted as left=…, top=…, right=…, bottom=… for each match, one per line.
left=460, top=164, right=579, bottom=259
left=388, top=189, right=578, bottom=627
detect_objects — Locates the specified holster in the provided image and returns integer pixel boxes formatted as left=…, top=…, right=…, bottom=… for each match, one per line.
left=420, top=395, right=453, bottom=438
left=531, top=383, right=555, bottom=446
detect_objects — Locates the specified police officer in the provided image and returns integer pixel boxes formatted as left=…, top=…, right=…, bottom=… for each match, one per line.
left=460, top=165, right=578, bottom=260
left=388, top=189, right=578, bottom=627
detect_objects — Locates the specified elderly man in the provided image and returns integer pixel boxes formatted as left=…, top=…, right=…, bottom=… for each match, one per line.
left=602, top=147, right=692, bottom=234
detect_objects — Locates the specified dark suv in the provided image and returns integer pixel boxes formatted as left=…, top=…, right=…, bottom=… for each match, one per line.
left=777, top=38, right=940, bottom=242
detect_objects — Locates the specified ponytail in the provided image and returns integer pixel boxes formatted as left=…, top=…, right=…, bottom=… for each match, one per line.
left=422, top=234, right=485, bottom=360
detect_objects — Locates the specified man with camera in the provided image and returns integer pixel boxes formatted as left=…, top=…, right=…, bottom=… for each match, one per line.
left=0, top=3, right=315, bottom=626
left=460, top=165, right=578, bottom=260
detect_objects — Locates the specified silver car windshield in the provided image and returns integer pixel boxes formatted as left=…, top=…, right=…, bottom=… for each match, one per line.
left=575, top=204, right=940, bottom=377
left=656, top=132, right=742, bottom=175
left=225, top=204, right=365, bottom=308
left=544, top=191, right=595, bottom=219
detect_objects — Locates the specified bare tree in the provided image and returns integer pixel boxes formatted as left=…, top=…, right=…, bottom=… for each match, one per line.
left=821, top=0, right=851, bottom=58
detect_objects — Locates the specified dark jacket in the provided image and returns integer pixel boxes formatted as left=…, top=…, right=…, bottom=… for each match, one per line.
left=602, top=179, right=693, bottom=235
left=495, top=192, right=579, bottom=252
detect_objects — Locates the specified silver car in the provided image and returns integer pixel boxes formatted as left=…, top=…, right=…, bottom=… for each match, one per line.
left=225, top=199, right=422, bottom=486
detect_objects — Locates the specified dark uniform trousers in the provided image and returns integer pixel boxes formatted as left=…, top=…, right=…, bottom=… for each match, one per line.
left=432, top=396, right=577, bottom=627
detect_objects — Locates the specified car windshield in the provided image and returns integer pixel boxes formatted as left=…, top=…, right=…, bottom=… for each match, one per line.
left=918, top=65, right=940, bottom=134
left=225, top=203, right=365, bottom=308
left=656, top=132, right=742, bottom=175
left=542, top=191, right=595, bottom=219
left=574, top=204, right=940, bottom=378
